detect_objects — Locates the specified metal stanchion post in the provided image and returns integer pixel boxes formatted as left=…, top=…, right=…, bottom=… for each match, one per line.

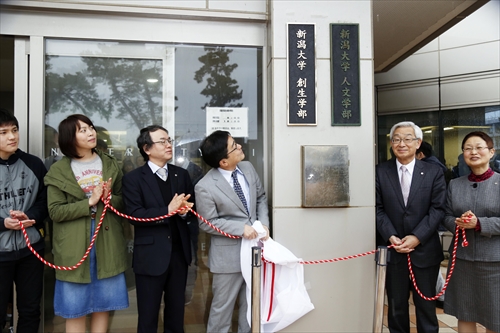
left=373, top=246, right=388, bottom=333
left=251, top=246, right=262, bottom=333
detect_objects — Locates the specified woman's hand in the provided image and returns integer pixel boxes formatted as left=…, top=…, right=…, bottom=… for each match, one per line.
left=168, top=193, right=193, bottom=215
left=103, top=178, right=112, bottom=200
left=89, top=182, right=104, bottom=206
left=455, top=210, right=477, bottom=229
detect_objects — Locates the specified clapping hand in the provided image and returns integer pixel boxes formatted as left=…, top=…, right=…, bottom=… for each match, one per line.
left=169, top=193, right=193, bottom=215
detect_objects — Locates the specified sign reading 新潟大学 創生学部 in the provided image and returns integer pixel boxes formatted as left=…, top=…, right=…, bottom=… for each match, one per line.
left=287, top=23, right=316, bottom=126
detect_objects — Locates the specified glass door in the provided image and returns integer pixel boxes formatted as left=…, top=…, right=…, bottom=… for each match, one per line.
left=43, top=38, right=263, bottom=332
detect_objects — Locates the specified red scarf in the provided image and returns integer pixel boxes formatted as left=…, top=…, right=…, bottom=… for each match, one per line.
left=468, top=168, right=494, bottom=182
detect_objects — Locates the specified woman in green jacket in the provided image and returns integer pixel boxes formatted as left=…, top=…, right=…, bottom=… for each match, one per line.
left=44, top=114, right=128, bottom=333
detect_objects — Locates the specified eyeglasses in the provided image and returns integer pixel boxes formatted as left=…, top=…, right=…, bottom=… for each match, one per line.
left=227, top=140, right=238, bottom=156
left=462, top=146, right=491, bottom=153
left=391, top=137, right=418, bottom=145
left=153, top=138, right=174, bottom=146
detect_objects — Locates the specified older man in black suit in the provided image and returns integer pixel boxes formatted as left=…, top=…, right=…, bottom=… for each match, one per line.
left=376, top=121, right=446, bottom=333
left=122, top=125, right=194, bottom=333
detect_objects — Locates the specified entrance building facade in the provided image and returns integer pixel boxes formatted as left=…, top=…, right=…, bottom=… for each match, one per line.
left=1, top=0, right=498, bottom=332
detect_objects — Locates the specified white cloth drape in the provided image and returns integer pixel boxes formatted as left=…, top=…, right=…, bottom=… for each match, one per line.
left=241, top=221, right=314, bottom=332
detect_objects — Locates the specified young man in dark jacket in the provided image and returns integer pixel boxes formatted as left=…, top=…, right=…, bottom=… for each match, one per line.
left=0, top=108, right=48, bottom=332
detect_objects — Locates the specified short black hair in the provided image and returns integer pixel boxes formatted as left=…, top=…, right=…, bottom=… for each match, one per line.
left=0, top=108, right=19, bottom=129
left=137, top=125, right=169, bottom=161
left=58, top=114, right=97, bottom=159
left=199, top=130, right=231, bottom=168
left=416, top=141, right=433, bottom=158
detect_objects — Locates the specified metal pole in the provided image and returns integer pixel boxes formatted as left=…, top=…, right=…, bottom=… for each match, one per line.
left=251, top=246, right=262, bottom=333
left=373, top=246, right=388, bottom=333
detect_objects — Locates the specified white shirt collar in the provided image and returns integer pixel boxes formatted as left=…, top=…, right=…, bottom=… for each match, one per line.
left=218, top=166, right=242, bottom=184
left=396, top=158, right=416, bottom=176
left=148, top=160, right=168, bottom=175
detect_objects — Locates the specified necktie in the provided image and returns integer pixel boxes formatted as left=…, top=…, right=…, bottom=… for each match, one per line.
left=232, top=170, right=248, bottom=214
left=400, top=165, right=410, bottom=206
left=156, top=167, right=167, bottom=181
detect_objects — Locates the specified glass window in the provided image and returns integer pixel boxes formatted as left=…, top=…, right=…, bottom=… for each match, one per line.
left=442, top=106, right=500, bottom=176
left=378, top=105, right=500, bottom=182
left=377, top=111, right=440, bottom=162
left=43, top=39, right=263, bottom=332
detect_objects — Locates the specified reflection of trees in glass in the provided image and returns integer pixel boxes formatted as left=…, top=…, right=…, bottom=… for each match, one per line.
left=84, top=58, right=162, bottom=128
left=194, top=46, right=243, bottom=109
left=45, top=56, right=163, bottom=129
left=45, top=56, right=109, bottom=118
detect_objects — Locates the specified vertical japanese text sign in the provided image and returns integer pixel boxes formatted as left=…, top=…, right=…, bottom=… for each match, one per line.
left=287, top=23, right=316, bottom=125
left=331, top=24, right=360, bottom=126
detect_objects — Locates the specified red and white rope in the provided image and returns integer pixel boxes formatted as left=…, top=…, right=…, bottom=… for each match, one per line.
left=187, top=209, right=240, bottom=239
left=105, top=202, right=241, bottom=239
left=18, top=191, right=470, bottom=305
left=18, top=195, right=185, bottom=270
left=19, top=197, right=111, bottom=270
left=408, top=225, right=467, bottom=301
left=261, top=247, right=383, bottom=265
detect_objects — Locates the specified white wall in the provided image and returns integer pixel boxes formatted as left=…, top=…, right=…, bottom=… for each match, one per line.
left=269, top=1, right=376, bottom=331
left=375, top=0, right=500, bottom=114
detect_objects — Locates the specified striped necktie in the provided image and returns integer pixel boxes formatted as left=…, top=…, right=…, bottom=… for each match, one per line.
left=232, top=170, right=248, bottom=214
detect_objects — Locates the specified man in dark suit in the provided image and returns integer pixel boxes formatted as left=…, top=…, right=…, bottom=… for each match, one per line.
left=195, top=130, right=270, bottom=333
left=122, top=125, right=194, bottom=333
left=376, top=121, right=446, bottom=333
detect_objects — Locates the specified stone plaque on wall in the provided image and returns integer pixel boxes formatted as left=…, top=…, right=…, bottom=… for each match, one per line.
left=302, top=145, right=349, bottom=207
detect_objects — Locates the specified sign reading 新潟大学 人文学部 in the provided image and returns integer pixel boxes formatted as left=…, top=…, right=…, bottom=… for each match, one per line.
left=331, top=23, right=360, bottom=126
